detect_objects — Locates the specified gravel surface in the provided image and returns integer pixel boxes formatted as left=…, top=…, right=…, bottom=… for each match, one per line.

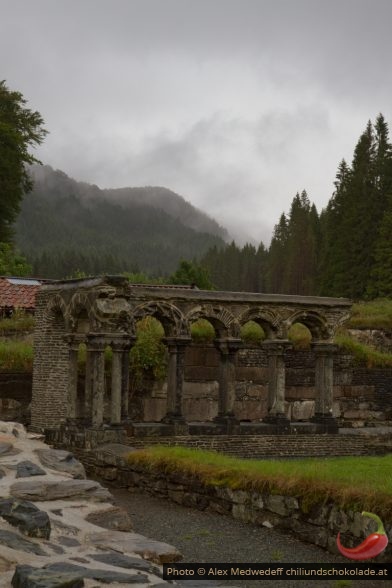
left=110, top=488, right=392, bottom=588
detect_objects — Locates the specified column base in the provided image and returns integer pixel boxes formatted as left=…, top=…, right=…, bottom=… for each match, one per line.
left=213, top=414, right=240, bottom=434
left=263, top=413, right=290, bottom=433
left=161, top=412, right=186, bottom=425
left=65, top=417, right=85, bottom=429
left=311, top=414, right=338, bottom=433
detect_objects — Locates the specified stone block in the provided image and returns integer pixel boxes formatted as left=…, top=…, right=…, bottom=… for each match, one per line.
left=291, top=400, right=314, bottom=421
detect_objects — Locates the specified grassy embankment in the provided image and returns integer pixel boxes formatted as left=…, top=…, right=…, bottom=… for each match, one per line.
left=127, top=445, right=392, bottom=517
left=0, top=312, right=35, bottom=372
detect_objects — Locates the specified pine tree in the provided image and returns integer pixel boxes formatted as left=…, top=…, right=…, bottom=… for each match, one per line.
left=267, top=213, right=289, bottom=293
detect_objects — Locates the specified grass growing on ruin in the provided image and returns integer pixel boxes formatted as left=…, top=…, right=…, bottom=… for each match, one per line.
left=335, top=332, right=392, bottom=368
left=347, top=298, right=392, bottom=330
left=0, top=311, right=35, bottom=334
left=127, top=446, right=392, bottom=517
left=0, top=341, right=34, bottom=372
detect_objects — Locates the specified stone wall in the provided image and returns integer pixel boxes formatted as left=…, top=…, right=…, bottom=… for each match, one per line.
left=0, top=373, right=31, bottom=423
left=11, top=342, right=392, bottom=427
left=75, top=444, right=392, bottom=562
left=137, top=344, right=392, bottom=426
left=31, top=291, right=69, bottom=429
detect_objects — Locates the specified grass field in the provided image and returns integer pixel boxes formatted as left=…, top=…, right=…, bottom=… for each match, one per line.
left=127, top=446, right=392, bottom=517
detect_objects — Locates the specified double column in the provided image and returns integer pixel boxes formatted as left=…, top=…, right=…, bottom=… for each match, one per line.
left=263, top=340, right=290, bottom=427
left=109, top=338, right=133, bottom=426
left=214, top=338, right=241, bottom=426
left=85, top=335, right=133, bottom=428
left=162, top=337, right=191, bottom=424
left=311, top=342, right=338, bottom=432
left=66, top=334, right=84, bottom=425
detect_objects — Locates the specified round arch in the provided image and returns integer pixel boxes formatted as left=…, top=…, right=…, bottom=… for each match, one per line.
left=186, top=304, right=240, bottom=338
left=133, top=301, right=187, bottom=337
left=285, top=310, right=332, bottom=340
left=238, top=307, right=282, bottom=339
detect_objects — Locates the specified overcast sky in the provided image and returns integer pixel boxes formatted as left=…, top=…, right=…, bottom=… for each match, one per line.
left=1, top=0, right=391, bottom=244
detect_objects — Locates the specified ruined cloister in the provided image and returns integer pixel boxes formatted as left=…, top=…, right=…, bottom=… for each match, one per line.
left=31, top=276, right=351, bottom=440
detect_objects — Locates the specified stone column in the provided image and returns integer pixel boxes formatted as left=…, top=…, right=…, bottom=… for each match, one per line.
left=214, top=338, right=241, bottom=425
left=87, top=336, right=107, bottom=428
left=110, top=343, right=123, bottom=426
left=66, top=335, right=80, bottom=424
left=121, top=340, right=134, bottom=421
left=84, top=348, right=93, bottom=424
left=109, top=338, right=134, bottom=426
left=311, top=342, right=338, bottom=432
left=162, top=337, right=191, bottom=423
left=263, top=340, right=290, bottom=426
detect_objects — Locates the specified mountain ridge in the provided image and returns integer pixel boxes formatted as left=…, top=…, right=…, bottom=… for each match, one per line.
left=14, top=165, right=228, bottom=279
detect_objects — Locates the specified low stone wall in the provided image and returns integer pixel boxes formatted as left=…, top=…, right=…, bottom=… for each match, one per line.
left=80, top=444, right=392, bottom=562
left=0, top=372, right=32, bottom=423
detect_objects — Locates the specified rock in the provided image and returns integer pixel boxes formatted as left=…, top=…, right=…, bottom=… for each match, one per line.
left=0, top=530, right=47, bottom=556
left=0, top=421, right=25, bottom=436
left=45, top=542, right=65, bottom=555
left=11, top=565, right=84, bottom=588
left=85, top=506, right=133, bottom=531
left=0, top=468, right=5, bottom=479
left=35, top=449, right=86, bottom=479
left=57, top=536, right=80, bottom=547
left=88, top=530, right=182, bottom=564
left=0, top=442, right=14, bottom=455
left=52, top=519, right=79, bottom=536
left=0, top=554, right=16, bottom=572
left=264, top=495, right=290, bottom=516
left=10, top=479, right=112, bottom=502
left=16, top=460, right=46, bottom=478
left=292, top=400, right=315, bottom=421
left=89, top=552, right=160, bottom=574
left=0, top=498, right=51, bottom=539
left=45, top=562, right=149, bottom=584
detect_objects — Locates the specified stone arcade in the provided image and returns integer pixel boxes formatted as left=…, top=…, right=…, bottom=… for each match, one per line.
left=31, top=276, right=351, bottom=441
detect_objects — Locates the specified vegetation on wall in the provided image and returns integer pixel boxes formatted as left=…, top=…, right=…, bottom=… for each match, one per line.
left=127, top=446, right=392, bottom=517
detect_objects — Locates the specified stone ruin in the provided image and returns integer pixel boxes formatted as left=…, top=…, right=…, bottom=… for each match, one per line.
left=31, top=276, right=351, bottom=442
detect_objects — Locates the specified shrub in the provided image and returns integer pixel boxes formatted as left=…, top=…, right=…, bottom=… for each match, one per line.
left=288, top=323, right=312, bottom=349
left=190, top=319, right=215, bottom=343
left=240, top=321, right=265, bottom=345
left=0, top=310, right=35, bottom=334
left=130, top=317, right=167, bottom=384
left=0, top=341, right=34, bottom=372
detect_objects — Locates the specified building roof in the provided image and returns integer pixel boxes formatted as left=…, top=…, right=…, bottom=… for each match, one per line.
left=0, top=277, right=43, bottom=311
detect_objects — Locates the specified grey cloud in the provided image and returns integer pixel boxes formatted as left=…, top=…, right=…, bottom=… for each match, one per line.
left=1, top=0, right=392, bottom=245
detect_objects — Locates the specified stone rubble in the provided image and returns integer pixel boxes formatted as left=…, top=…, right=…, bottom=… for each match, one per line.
left=0, top=421, right=182, bottom=587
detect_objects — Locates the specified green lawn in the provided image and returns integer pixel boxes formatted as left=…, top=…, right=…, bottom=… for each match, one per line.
left=127, top=446, right=392, bottom=517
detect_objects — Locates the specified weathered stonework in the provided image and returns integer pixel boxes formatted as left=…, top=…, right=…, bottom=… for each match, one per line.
left=74, top=444, right=392, bottom=562
left=32, top=276, right=351, bottom=435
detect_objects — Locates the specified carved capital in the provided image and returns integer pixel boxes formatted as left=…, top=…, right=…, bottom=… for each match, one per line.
left=214, top=337, right=242, bottom=356
left=263, top=339, right=291, bottom=356
left=311, top=342, right=338, bottom=356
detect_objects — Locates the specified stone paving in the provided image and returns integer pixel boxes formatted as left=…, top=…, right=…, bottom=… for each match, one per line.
left=0, top=421, right=181, bottom=587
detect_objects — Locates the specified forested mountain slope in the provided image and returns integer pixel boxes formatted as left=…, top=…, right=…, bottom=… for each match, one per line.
left=15, top=166, right=227, bottom=278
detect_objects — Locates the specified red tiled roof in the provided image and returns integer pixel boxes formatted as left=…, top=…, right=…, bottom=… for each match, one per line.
left=0, top=278, right=42, bottom=310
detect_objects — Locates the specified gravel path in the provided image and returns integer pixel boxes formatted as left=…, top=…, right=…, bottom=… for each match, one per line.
left=110, top=488, right=392, bottom=588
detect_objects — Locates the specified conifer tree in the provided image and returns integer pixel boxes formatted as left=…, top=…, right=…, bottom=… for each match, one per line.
left=267, top=213, right=289, bottom=293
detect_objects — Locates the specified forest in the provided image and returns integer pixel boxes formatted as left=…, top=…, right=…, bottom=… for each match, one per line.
left=201, top=114, right=392, bottom=299
left=14, top=166, right=226, bottom=278
left=2, top=78, right=391, bottom=300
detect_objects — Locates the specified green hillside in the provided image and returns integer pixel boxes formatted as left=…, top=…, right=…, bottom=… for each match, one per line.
left=15, top=166, right=227, bottom=278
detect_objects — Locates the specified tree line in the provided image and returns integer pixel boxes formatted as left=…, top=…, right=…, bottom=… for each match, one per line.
left=199, top=114, right=392, bottom=299
left=1, top=80, right=391, bottom=299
